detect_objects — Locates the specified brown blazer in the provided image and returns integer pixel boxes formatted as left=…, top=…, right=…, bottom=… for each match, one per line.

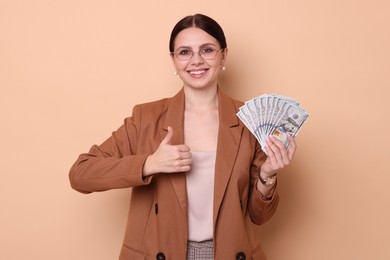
left=69, top=87, right=279, bottom=260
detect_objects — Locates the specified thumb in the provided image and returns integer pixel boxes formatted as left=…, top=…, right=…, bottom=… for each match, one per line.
left=161, top=126, right=173, bottom=145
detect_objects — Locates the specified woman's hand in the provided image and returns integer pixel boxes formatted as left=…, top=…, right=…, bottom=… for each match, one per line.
left=143, top=126, right=192, bottom=176
left=260, top=134, right=297, bottom=177
left=257, top=134, right=297, bottom=199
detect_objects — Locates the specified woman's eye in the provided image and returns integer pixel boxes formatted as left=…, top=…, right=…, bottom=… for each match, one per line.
left=179, top=50, right=191, bottom=55
left=201, top=48, right=214, bottom=53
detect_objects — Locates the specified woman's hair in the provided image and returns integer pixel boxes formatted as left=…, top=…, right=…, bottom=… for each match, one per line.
left=169, top=14, right=227, bottom=52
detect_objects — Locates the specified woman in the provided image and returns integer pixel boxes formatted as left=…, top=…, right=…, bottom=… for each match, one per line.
left=69, top=14, right=296, bottom=260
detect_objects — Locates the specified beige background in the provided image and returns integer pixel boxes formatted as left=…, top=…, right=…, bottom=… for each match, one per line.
left=1, top=0, right=389, bottom=259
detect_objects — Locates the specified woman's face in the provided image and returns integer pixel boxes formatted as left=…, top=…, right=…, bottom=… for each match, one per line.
left=171, top=27, right=227, bottom=90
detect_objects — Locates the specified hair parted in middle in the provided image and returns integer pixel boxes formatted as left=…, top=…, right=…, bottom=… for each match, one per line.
left=169, top=14, right=227, bottom=53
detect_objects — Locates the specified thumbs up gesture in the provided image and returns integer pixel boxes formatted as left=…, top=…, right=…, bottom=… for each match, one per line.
left=143, top=126, right=192, bottom=176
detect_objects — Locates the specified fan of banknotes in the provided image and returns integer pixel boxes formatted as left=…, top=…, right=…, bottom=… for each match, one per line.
left=236, top=94, right=309, bottom=154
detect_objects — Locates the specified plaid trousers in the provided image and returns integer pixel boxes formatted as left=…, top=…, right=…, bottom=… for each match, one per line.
left=186, top=240, right=214, bottom=260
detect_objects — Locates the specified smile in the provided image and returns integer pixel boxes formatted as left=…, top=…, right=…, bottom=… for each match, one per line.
left=188, top=70, right=207, bottom=75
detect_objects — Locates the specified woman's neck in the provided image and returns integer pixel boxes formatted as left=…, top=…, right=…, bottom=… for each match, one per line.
left=184, top=86, right=218, bottom=111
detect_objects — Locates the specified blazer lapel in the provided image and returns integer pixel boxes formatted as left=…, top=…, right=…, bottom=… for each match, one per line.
left=213, top=89, right=243, bottom=226
left=161, top=89, right=188, bottom=219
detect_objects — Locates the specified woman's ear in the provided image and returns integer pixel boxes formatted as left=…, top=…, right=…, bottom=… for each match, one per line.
left=170, top=53, right=178, bottom=75
left=220, top=48, right=228, bottom=68
left=170, top=52, right=175, bottom=62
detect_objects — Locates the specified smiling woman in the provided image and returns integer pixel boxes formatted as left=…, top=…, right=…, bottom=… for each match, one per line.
left=170, top=27, right=227, bottom=92
left=69, top=13, right=297, bottom=260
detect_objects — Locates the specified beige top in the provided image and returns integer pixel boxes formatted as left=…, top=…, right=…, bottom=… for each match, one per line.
left=186, top=151, right=216, bottom=242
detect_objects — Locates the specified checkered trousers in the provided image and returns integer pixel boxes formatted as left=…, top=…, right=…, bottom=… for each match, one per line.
left=186, top=240, right=214, bottom=260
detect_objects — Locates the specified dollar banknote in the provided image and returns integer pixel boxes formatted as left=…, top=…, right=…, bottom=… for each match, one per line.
left=237, top=94, right=309, bottom=154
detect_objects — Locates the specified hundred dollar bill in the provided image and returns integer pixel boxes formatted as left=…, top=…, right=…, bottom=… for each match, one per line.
left=273, top=103, right=308, bottom=138
left=237, top=93, right=309, bottom=154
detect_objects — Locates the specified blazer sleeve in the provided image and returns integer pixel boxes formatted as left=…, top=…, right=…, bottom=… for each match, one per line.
left=69, top=105, right=153, bottom=193
left=248, top=142, right=280, bottom=225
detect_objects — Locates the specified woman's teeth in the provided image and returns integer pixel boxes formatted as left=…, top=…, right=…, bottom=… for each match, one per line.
left=189, top=70, right=205, bottom=75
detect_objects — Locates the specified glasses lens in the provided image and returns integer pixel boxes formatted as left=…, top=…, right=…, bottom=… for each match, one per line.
left=200, top=48, right=217, bottom=59
left=176, top=49, right=192, bottom=61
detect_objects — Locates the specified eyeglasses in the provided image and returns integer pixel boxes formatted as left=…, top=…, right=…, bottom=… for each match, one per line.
left=172, top=47, right=224, bottom=61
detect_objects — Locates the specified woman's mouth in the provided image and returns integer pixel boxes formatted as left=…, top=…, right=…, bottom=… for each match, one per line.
left=188, top=69, right=207, bottom=77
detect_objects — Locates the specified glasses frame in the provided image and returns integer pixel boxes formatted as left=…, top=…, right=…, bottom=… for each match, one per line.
left=171, top=48, right=224, bottom=61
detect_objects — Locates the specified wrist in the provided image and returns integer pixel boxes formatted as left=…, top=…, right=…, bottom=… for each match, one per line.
left=258, top=172, right=277, bottom=186
left=256, top=178, right=277, bottom=200
left=142, top=155, right=155, bottom=177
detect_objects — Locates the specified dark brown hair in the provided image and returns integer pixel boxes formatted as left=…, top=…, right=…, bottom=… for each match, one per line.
left=169, top=14, right=227, bottom=52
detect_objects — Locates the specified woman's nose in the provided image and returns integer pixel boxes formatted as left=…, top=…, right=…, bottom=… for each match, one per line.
left=190, top=51, right=204, bottom=64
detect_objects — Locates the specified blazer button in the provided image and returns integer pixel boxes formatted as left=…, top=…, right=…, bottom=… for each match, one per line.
left=236, top=252, right=246, bottom=260
left=155, top=203, right=158, bottom=215
left=156, top=252, right=165, bottom=260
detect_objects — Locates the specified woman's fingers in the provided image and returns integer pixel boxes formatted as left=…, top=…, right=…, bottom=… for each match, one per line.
left=266, top=138, right=283, bottom=168
left=286, top=134, right=297, bottom=160
left=144, top=127, right=193, bottom=174
left=266, top=135, right=296, bottom=169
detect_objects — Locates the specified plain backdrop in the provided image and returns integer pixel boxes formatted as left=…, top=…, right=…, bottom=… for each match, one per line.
left=1, top=0, right=389, bottom=259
